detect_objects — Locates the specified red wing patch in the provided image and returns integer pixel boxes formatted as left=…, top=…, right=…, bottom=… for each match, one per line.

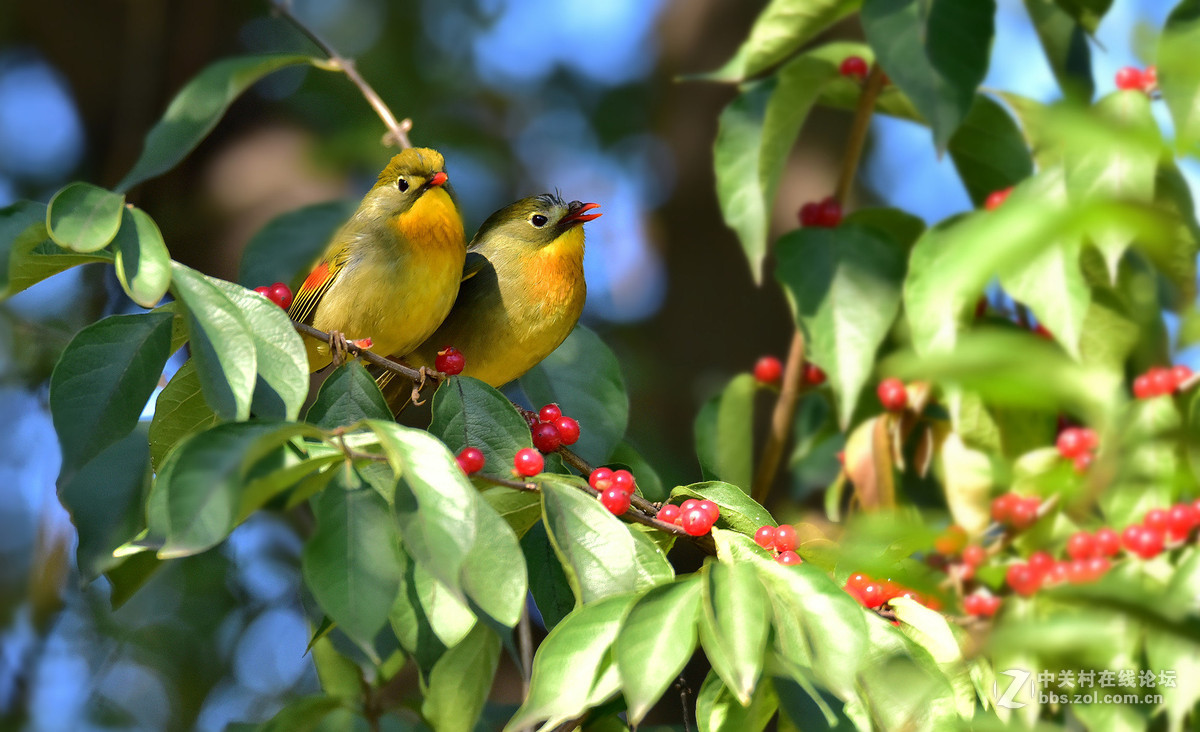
left=303, top=262, right=330, bottom=292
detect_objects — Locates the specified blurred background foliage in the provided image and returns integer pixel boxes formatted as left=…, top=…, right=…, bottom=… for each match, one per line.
left=0, top=0, right=1196, bottom=729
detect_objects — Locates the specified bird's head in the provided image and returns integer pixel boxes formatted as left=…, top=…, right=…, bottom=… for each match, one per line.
left=475, top=193, right=602, bottom=252
left=368, top=147, right=453, bottom=215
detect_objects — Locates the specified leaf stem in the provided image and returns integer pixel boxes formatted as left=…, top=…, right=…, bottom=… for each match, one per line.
left=271, top=0, right=413, bottom=148
left=751, top=63, right=887, bottom=505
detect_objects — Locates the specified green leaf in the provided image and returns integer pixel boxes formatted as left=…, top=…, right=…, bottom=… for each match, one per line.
left=539, top=477, right=639, bottom=604
left=482, top=486, right=542, bottom=538
left=775, top=223, right=906, bottom=427
left=206, top=276, right=309, bottom=420
left=1022, top=0, right=1094, bottom=98
left=0, top=201, right=49, bottom=293
left=58, top=428, right=151, bottom=580
left=862, top=0, right=995, bottom=149
left=714, top=56, right=838, bottom=282
left=522, top=521, right=577, bottom=630
left=238, top=199, right=356, bottom=290
left=629, top=527, right=675, bottom=590
left=255, top=695, right=346, bottom=732
left=149, top=420, right=318, bottom=557
left=429, top=375, right=532, bottom=474
left=695, top=669, right=778, bottom=732
left=670, top=481, right=775, bottom=536
left=520, top=326, right=628, bottom=465
left=50, top=311, right=174, bottom=476
left=303, top=464, right=403, bottom=647
left=367, top=421, right=478, bottom=595
left=112, top=206, right=171, bottom=307
left=149, top=359, right=219, bottom=472
left=116, top=54, right=318, bottom=192
left=45, top=182, right=125, bottom=253
left=504, top=593, right=636, bottom=732
left=855, top=612, right=960, bottom=729
left=1052, top=0, right=1112, bottom=32
left=609, top=441, right=667, bottom=502
left=1160, top=0, right=1200, bottom=156
left=169, top=262, right=257, bottom=421
left=999, top=235, right=1090, bottom=360
left=422, top=624, right=501, bottom=732
left=4, top=217, right=112, bottom=299
left=803, top=42, right=923, bottom=122
left=309, top=635, right=362, bottom=700
left=306, top=361, right=392, bottom=429
left=390, top=549, right=450, bottom=673
left=888, top=596, right=974, bottom=717
left=460, top=489, right=527, bottom=628
left=698, top=560, right=770, bottom=705
left=948, top=96, right=1034, bottom=208
left=694, top=374, right=755, bottom=489
left=711, top=0, right=860, bottom=80
left=615, top=577, right=702, bottom=724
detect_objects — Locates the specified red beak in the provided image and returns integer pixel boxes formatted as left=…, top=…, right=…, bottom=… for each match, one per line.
left=429, top=171, right=448, bottom=187
left=561, top=201, right=602, bottom=226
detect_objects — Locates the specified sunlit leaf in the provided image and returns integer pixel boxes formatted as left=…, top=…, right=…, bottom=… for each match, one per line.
left=1159, top=0, right=1200, bottom=157
left=615, top=577, right=701, bottom=724
left=45, top=182, right=124, bottom=253
left=694, top=374, right=755, bottom=490
left=112, top=206, right=171, bottom=307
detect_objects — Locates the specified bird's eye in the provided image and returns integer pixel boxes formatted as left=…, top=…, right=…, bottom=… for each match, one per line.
left=397, top=178, right=410, bottom=192
left=531, top=214, right=548, bottom=227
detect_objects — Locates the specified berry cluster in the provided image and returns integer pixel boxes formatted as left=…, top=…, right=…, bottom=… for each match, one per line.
left=591, top=467, right=637, bottom=515
left=1055, top=426, right=1098, bottom=473
left=962, top=592, right=1002, bottom=617
left=842, top=573, right=939, bottom=611
left=1005, top=549, right=1111, bottom=597
left=655, top=498, right=720, bottom=536
left=254, top=282, right=293, bottom=309
left=525, top=403, right=581, bottom=454
left=753, top=524, right=802, bottom=565
left=1132, top=364, right=1192, bottom=399
left=984, top=187, right=1012, bottom=211
left=839, top=55, right=869, bottom=80
left=1115, top=65, right=1157, bottom=93
left=990, top=493, right=1043, bottom=531
left=435, top=347, right=465, bottom=375
left=876, top=377, right=908, bottom=412
left=799, top=197, right=843, bottom=228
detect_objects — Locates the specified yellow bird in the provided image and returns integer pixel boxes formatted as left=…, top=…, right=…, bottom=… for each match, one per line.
left=288, top=148, right=466, bottom=372
left=377, top=193, right=600, bottom=408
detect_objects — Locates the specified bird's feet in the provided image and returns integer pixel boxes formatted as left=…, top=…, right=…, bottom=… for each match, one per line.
left=329, top=330, right=349, bottom=367
left=410, top=366, right=438, bottom=406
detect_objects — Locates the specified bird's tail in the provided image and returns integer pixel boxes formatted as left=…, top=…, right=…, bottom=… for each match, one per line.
left=371, top=366, right=415, bottom=415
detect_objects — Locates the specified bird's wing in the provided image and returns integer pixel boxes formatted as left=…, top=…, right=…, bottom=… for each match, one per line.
left=461, top=251, right=489, bottom=282
left=288, top=244, right=353, bottom=325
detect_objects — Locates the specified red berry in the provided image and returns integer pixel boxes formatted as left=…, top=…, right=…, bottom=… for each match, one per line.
left=839, top=55, right=869, bottom=80
left=877, top=378, right=907, bottom=412
left=802, top=362, right=827, bottom=385
left=1056, top=428, right=1087, bottom=459
left=962, top=545, right=986, bottom=567
left=1066, top=531, right=1095, bottom=560
left=798, top=202, right=820, bottom=226
left=696, top=500, right=720, bottom=524
left=1045, top=560, right=1070, bottom=585
left=984, top=187, right=1012, bottom=210
left=1123, top=525, right=1164, bottom=559
left=1133, top=374, right=1153, bottom=399
left=964, top=593, right=1000, bottom=617
left=531, top=422, right=562, bottom=454
left=1085, top=556, right=1111, bottom=581
left=611, top=469, right=636, bottom=495
left=846, top=573, right=871, bottom=591
left=1093, top=527, right=1121, bottom=556
left=1078, top=428, right=1098, bottom=452
left=554, top=416, right=580, bottom=445
left=816, top=197, right=843, bottom=228
left=456, top=447, right=485, bottom=475
left=600, top=487, right=631, bottom=515
left=254, top=285, right=271, bottom=297
left=859, top=583, right=885, bottom=607
left=538, top=403, right=562, bottom=422
left=934, top=525, right=967, bottom=556
left=1167, top=503, right=1199, bottom=540
left=268, top=282, right=293, bottom=309
left=1006, top=563, right=1041, bottom=596
left=680, top=499, right=699, bottom=511
left=1073, top=453, right=1094, bottom=474
left=773, top=524, right=798, bottom=553
left=513, top=448, right=543, bottom=477
left=776, top=550, right=802, bottom=565
left=1142, top=65, right=1158, bottom=90
left=656, top=504, right=680, bottom=523
left=589, top=467, right=613, bottom=490
left=1028, top=550, right=1054, bottom=577
left=1144, top=508, right=1170, bottom=534
left=754, top=356, right=784, bottom=385
left=1148, top=367, right=1175, bottom=396
left=1115, top=66, right=1144, bottom=90
left=680, top=508, right=714, bottom=536
left=991, top=493, right=1019, bottom=523
left=754, top=525, right=777, bottom=550
left=1009, top=496, right=1041, bottom=530
left=1066, top=558, right=1092, bottom=584
left=436, top=347, right=465, bottom=375
left=1172, top=364, right=1193, bottom=389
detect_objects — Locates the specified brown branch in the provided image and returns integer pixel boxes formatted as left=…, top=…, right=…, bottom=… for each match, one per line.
left=272, top=0, right=413, bottom=148
left=751, top=63, right=887, bottom=505
left=292, top=320, right=440, bottom=387
left=554, top=442, right=661, bottom=516
left=474, top=473, right=539, bottom=492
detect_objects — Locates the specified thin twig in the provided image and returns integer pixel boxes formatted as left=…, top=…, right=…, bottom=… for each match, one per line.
left=751, top=63, right=887, bottom=505
left=554, top=442, right=661, bottom=516
left=473, top=473, right=539, bottom=492
left=292, top=320, right=438, bottom=385
left=272, top=0, right=413, bottom=148
left=677, top=675, right=694, bottom=732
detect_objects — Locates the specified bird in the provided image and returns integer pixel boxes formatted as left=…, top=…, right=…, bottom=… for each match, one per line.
left=376, top=193, right=600, bottom=410
left=287, top=147, right=466, bottom=372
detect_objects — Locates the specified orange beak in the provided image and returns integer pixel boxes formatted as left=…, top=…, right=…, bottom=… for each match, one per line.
left=429, top=171, right=448, bottom=187
left=561, top=201, right=602, bottom=226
